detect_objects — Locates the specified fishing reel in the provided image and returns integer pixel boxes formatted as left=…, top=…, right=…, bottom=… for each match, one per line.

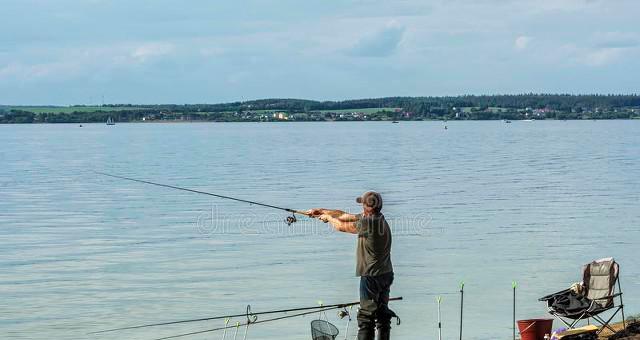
left=285, top=213, right=297, bottom=226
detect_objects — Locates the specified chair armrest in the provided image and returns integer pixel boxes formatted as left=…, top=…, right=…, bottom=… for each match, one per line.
left=594, top=292, right=622, bottom=300
left=539, top=288, right=572, bottom=302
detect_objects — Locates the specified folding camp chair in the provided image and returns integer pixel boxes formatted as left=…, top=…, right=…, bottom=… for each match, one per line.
left=539, top=258, right=626, bottom=334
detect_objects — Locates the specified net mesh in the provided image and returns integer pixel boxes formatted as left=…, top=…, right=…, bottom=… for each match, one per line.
left=310, top=320, right=339, bottom=340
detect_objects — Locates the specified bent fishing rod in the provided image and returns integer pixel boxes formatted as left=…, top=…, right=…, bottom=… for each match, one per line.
left=90, top=297, right=403, bottom=334
left=151, top=306, right=352, bottom=340
left=93, top=171, right=310, bottom=225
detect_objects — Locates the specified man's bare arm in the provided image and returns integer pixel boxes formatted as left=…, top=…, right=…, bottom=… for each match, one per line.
left=307, top=209, right=358, bottom=222
left=320, top=214, right=358, bottom=234
left=307, top=208, right=358, bottom=234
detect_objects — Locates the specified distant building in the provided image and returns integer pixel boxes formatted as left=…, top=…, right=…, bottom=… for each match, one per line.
left=273, top=112, right=288, bottom=120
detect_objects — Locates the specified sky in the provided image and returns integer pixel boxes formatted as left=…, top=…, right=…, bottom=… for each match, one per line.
left=1, top=0, right=639, bottom=105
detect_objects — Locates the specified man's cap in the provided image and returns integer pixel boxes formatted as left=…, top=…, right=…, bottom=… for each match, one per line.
left=356, top=191, right=383, bottom=210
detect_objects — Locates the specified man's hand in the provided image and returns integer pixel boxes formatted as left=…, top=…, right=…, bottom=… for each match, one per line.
left=313, top=212, right=357, bottom=234
left=305, top=208, right=357, bottom=234
left=307, top=208, right=325, bottom=217
left=318, top=214, right=331, bottom=223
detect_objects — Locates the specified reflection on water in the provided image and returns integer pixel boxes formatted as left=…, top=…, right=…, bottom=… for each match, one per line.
left=1, top=121, right=639, bottom=339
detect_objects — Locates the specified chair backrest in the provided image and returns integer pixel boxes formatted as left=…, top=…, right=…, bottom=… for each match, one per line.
left=582, top=257, right=619, bottom=308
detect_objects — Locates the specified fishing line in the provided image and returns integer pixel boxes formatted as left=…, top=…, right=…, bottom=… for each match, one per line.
left=93, top=171, right=310, bottom=225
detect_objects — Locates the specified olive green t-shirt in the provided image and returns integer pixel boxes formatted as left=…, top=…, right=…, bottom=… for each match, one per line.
left=355, top=213, right=393, bottom=277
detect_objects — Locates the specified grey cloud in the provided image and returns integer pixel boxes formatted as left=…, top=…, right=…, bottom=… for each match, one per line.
left=593, top=32, right=640, bottom=49
left=341, top=0, right=431, bottom=18
left=347, top=24, right=405, bottom=57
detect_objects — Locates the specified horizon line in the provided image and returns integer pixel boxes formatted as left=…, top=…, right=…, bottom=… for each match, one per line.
left=3, top=92, right=640, bottom=107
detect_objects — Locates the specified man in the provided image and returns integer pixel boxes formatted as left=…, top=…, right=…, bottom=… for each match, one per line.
left=308, top=191, right=395, bottom=340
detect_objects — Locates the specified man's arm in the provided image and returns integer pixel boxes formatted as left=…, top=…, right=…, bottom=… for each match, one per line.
left=307, top=208, right=358, bottom=221
left=307, top=208, right=359, bottom=234
left=320, top=214, right=358, bottom=234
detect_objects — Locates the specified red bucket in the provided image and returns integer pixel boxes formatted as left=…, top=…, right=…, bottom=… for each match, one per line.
left=517, top=319, right=553, bottom=340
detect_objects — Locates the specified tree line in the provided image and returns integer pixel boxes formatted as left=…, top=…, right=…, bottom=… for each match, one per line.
left=2, top=94, right=639, bottom=123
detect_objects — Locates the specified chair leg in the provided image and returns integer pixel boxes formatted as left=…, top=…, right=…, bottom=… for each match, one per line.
left=569, top=311, right=590, bottom=329
left=570, top=318, right=580, bottom=328
left=548, top=308, right=573, bottom=329
left=593, top=317, right=616, bottom=334
left=591, top=308, right=622, bottom=335
left=554, top=315, right=572, bottom=329
left=618, top=280, right=626, bottom=330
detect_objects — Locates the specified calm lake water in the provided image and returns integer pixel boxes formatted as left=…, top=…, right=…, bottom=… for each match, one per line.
left=1, top=121, right=639, bottom=340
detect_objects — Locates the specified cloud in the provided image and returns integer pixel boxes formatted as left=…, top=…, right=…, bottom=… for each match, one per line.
left=517, top=0, right=603, bottom=13
left=582, top=47, right=624, bottom=67
left=199, top=46, right=226, bottom=57
left=552, top=43, right=625, bottom=67
left=592, top=32, right=640, bottom=49
left=2, top=0, right=640, bottom=104
left=0, top=60, right=80, bottom=81
left=347, top=22, right=405, bottom=57
left=573, top=32, right=640, bottom=67
left=0, top=41, right=177, bottom=82
left=226, top=71, right=252, bottom=85
left=131, top=42, right=174, bottom=62
left=341, top=0, right=432, bottom=18
left=514, top=36, right=532, bottom=50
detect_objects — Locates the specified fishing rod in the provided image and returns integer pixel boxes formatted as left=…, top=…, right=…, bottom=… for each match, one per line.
left=152, top=306, right=346, bottom=340
left=93, top=171, right=310, bottom=225
left=437, top=296, right=442, bottom=340
left=90, top=297, right=403, bottom=334
left=151, top=297, right=402, bottom=340
left=459, top=281, right=464, bottom=340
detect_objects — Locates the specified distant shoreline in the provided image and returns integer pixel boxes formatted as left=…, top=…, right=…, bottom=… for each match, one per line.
left=2, top=95, right=640, bottom=123
left=3, top=118, right=640, bottom=125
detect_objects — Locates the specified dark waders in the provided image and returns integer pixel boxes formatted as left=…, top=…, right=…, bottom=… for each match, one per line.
left=358, top=272, right=395, bottom=340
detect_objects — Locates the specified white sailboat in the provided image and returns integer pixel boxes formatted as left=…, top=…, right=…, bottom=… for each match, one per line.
left=106, top=116, right=115, bottom=125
